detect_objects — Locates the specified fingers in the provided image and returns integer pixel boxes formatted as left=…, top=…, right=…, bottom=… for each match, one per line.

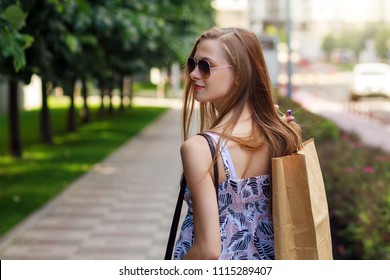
left=285, top=109, right=295, bottom=123
left=274, top=104, right=295, bottom=123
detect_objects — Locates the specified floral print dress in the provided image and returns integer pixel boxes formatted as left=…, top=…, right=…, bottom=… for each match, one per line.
left=174, top=132, right=275, bottom=260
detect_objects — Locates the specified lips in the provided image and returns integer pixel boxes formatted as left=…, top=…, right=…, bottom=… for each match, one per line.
left=194, top=84, right=205, bottom=91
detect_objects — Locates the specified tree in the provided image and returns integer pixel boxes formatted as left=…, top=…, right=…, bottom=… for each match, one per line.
left=375, top=27, right=390, bottom=60
left=321, top=24, right=390, bottom=62
left=21, top=0, right=64, bottom=143
left=20, top=0, right=92, bottom=137
left=0, top=3, right=34, bottom=157
left=1, top=0, right=216, bottom=157
left=321, top=34, right=336, bottom=60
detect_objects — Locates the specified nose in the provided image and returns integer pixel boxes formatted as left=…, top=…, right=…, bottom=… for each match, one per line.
left=189, top=65, right=202, bottom=80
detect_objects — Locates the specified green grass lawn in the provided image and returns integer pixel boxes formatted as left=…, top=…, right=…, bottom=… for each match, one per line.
left=0, top=96, right=116, bottom=156
left=0, top=100, right=167, bottom=236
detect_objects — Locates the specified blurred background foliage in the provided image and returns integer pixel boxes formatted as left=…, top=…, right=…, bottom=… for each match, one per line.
left=321, top=24, right=390, bottom=61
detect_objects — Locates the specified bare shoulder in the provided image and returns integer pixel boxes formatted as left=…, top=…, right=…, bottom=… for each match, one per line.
left=181, top=134, right=216, bottom=193
left=180, top=134, right=211, bottom=159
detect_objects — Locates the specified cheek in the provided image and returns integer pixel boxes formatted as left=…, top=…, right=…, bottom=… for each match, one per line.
left=210, top=83, right=230, bottom=99
left=208, top=75, right=234, bottom=98
left=193, top=73, right=235, bottom=103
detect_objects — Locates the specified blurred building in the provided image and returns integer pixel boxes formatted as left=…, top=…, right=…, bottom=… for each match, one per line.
left=212, top=0, right=249, bottom=28
left=212, top=0, right=390, bottom=61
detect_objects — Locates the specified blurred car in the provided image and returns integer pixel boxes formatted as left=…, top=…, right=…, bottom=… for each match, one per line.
left=349, top=63, right=390, bottom=101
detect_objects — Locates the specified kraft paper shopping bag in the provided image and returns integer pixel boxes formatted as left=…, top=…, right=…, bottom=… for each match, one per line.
left=272, top=138, right=333, bottom=260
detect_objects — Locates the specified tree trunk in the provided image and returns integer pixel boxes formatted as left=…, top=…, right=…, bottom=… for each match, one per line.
left=98, top=86, right=105, bottom=117
left=40, top=79, right=52, bottom=144
left=119, top=76, right=124, bottom=112
left=81, top=78, right=90, bottom=123
left=8, top=80, right=22, bottom=157
left=128, top=75, right=133, bottom=109
left=108, top=88, right=114, bottom=114
left=67, top=80, right=77, bottom=132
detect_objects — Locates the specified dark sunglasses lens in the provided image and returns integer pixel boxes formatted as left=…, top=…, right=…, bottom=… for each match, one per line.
left=198, top=60, right=210, bottom=77
left=187, top=58, right=196, bottom=72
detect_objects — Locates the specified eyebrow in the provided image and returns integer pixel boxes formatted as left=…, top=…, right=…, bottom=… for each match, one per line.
left=199, top=57, right=216, bottom=64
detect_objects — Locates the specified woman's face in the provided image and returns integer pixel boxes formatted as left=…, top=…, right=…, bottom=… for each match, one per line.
left=189, top=39, right=235, bottom=107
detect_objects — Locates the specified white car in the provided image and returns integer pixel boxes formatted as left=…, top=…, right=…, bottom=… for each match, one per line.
left=349, top=63, right=390, bottom=101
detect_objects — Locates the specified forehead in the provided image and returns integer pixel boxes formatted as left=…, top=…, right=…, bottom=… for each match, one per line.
left=194, top=39, right=226, bottom=62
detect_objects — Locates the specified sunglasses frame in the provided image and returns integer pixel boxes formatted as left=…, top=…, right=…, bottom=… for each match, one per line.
left=187, top=57, right=233, bottom=78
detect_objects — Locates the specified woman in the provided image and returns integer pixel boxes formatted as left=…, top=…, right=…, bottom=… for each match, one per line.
left=174, top=27, right=301, bottom=260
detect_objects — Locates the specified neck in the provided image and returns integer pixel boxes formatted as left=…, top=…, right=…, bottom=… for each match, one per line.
left=214, top=103, right=252, bottom=132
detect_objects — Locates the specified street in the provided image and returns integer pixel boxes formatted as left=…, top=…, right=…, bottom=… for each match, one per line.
left=279, top=63, right=390, bottom=152
left=280, top=64, right=390, bottom=126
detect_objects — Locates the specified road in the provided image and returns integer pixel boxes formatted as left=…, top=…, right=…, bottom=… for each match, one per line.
left=280, top=67, right=390, bottom=126
left=278, top=64, right=390, bottom=151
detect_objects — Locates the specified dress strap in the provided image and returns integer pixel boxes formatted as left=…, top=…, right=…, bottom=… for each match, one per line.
left=202, top=132, right=237, bottom=180
left=222, top=145, right=237, bottom=179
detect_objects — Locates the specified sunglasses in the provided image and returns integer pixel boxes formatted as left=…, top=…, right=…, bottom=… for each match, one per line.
left=187, top=57, right=233, bottom=78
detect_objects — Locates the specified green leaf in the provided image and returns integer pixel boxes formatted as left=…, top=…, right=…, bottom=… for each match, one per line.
left=0, top=31, right=19, bottom=57
left=0, top=31, right=34, bottom=55
left=65, top=34, right=80, bottom=53
left=0, top=30, right=32, bottom=72
left=79, top=34, right=97, bottom=46
left=22, top=35, right=34, bottom=49
left=1, top=5, right=27, bottom=30
left=0, top=32, right=13, bottom=57
left=47, top=0, right=64, bottom=13
left=13, top=48, right=26, bottom=72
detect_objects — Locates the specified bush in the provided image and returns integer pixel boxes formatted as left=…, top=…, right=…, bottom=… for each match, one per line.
left=321, top=133, right=390, bottom=259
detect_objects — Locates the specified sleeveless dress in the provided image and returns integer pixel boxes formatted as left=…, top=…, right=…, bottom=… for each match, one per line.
left=173, top=132, right=275, bottom=260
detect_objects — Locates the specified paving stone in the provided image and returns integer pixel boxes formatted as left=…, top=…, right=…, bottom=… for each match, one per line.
left=0, top=104, right=183, bottom=260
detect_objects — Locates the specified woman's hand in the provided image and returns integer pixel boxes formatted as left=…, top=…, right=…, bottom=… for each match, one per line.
left=285, top=109, right=295, bottom=123
left=274, top=104, right=295, bottom=123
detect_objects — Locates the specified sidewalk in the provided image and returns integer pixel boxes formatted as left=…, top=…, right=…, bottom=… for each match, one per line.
left=0, top=98, right=184, bottom=260
left=292, top=90, right=390, bottom=152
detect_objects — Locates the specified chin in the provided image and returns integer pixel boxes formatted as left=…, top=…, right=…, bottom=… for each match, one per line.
left=193, top=93, right=209, bottom=103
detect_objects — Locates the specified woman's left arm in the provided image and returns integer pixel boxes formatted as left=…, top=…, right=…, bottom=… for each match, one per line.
left=180, top=136, right=221, bottom=260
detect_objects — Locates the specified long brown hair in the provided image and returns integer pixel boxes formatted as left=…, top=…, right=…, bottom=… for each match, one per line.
left=182, top=27, right=301, bottom=158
